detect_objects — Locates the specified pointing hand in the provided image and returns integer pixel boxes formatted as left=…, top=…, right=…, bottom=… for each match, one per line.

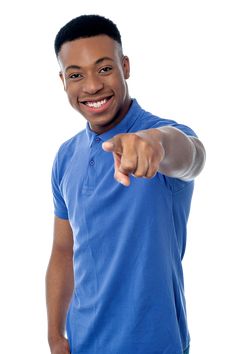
left=102, top=129, right=165, bottom=186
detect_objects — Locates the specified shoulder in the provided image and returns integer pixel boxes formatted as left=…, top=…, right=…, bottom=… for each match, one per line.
left=132, top=100, right=197, bottom=137
left=56, top=129, right=86, bottom=162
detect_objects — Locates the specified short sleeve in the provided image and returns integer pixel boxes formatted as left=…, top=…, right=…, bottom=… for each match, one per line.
left=51, top=154, right=68, bottom=220
left=170, top=122, right=198, bottom=138
left=151, top=119, right=198, bottom=139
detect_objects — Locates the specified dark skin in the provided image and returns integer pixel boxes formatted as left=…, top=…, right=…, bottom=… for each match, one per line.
left=46, top=217, right=73, bottom=354
left=58, top=35, right=131, bottom=135
left=46, top=34, right=206, bottom=354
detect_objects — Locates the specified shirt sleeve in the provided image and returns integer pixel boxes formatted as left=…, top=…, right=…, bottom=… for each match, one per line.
left=51, top=153, right=69, bottom=220
left=151, top=119, right=198, bottom=138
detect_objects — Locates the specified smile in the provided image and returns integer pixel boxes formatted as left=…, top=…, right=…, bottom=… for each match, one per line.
left=85, top=98, right=109, bottom=108
left=81, top=96, right=113, bottom=113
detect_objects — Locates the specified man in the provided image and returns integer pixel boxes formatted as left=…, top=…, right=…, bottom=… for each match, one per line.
left=46, top=15, right=205, bottom=354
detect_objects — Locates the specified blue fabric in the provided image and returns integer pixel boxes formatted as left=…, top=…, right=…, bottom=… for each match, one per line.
left=51, top=99, right=197, bottom=354
left=183, top=346, right=190, bottom=354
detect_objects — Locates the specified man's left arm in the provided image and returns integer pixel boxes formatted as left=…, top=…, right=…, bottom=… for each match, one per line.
left=102, top=126, right=206, bottom=186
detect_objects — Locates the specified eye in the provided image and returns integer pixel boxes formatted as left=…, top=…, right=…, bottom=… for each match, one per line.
left=68, top=73, right=83, bottom=80
left=99, top=66, right=112, bottom=74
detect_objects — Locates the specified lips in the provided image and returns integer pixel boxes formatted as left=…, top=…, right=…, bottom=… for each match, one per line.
left=80, top=95, right=113, bottom=113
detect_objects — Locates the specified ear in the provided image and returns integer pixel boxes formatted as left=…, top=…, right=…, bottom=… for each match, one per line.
left=122, top=56, right=130, bottom=80
left=59, top=71, right=66, bottom=90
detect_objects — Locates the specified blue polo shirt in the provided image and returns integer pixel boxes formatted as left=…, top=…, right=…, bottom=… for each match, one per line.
left=51, top=99, right=197, bottom=354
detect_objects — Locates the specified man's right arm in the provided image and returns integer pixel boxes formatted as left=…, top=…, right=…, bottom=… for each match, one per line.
left=46, top=216, right=74, bottom=354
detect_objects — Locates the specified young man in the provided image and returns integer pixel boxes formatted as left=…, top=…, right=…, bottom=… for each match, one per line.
left=46, top=15, right=205, bottom=354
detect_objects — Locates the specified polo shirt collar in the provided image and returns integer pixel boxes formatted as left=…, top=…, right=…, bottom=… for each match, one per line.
left=85, top=99, right=142, bottom=147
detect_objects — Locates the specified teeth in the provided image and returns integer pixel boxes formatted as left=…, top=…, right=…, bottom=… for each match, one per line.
left=86, top=98, right=108, bottom=108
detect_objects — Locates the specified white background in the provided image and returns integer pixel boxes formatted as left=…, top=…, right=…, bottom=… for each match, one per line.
left=0, top=0, right=235, bottom=353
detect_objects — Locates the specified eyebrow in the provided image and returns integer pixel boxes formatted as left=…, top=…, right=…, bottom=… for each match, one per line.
left=65, top=56, right=114, bottom=72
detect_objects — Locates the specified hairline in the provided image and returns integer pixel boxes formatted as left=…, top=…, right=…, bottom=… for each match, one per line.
left=57, top=34, right=123, bottom=58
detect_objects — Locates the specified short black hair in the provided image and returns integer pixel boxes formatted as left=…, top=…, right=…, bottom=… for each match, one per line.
left=54, top=14, right=122, bottom=57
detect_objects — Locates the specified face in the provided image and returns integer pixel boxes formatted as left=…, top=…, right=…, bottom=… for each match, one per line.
left=58, top=35, right=131, bottom=134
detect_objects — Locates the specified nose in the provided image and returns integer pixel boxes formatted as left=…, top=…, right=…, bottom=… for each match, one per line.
left=82, top=74, right=104, bottom=94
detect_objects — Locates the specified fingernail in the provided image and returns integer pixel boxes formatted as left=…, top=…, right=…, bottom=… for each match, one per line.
left=105, top=141, right=114, bottom=147
left=117, top=179, right=126, bottom=186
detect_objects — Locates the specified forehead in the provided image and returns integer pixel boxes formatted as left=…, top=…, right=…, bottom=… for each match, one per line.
left=58, top=35, right=121, bottom=69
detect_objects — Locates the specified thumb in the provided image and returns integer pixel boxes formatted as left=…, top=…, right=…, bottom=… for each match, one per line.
left=102, top=139, right=115, bottom=152
left=102, top=135, right=123, bottom=153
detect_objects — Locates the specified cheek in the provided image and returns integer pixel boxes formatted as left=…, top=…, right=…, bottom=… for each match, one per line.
left=65, top=87, right=80, bottom=109
left=116, top=77, right=127, bottom=97
left=66, top=85, right=79, bottom=100
left=111, top=74, right=126, bottom=93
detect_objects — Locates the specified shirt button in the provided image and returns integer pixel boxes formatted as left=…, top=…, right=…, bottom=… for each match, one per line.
left=89, top=159, right=95, bottom=166
left=95, top=137, right=101, bottom=143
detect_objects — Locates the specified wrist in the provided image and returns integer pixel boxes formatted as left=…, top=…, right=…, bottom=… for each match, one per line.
left=48, top=333, right=65, bottom=349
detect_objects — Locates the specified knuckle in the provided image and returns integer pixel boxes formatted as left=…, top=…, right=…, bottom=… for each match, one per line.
left=121, top=159, right=135, bottom=172
left=145, top=144, right=154, bottom=154
left=128, top=133, right=143, bottom=147
left=129, top=133, right=139, bottom=141
left=146, top=171, right=156, bottom=179
left=140, top=142, right=154, bottom=157
left=148, top=166, right=158, bottom=178
left=137, top=137, right=147, bottom=148
left=150, top=156, right=159, bottom=168
left=134, top=171, right=144, bottom=177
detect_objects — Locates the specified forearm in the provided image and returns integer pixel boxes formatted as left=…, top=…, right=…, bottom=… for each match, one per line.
left=46, top=250, right=74, bottom=349
left=137, top=126, right=206, bottom=180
